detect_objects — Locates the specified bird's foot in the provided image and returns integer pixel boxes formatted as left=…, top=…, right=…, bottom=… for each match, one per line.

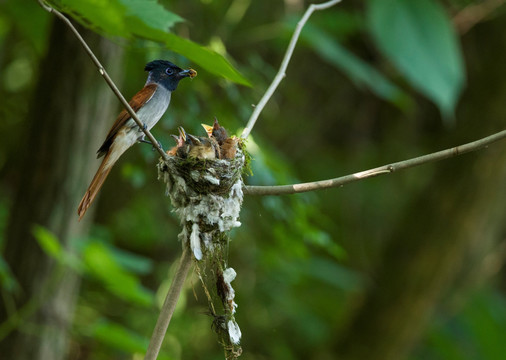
left=139, top=138, right=164, bottom=152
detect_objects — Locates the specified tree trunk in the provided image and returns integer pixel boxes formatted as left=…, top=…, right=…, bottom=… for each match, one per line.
left=0, top=18, right=122, bottom=360
left=335, top=18, right=506, bottom=360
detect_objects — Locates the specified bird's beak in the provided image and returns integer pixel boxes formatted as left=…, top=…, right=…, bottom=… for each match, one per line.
left=201, top=123, right=213, bottom=138
left=179, top=68, right=197, bottom=79
left=178, top=126, right=187, bottom=141
left=187, top=133, right=202, bottom=145
left=213, top=117, right=220, bottom=130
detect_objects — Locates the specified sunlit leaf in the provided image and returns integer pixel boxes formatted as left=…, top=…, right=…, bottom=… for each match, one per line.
left=83, top=242, right=154, bottom=306
left=32, top=225, right=84, bottom=271
left=50, top=0, right=250, bottom=85
left=54, top=0, right=127, bottom=36
left=119, top=0, right=183, bottom=31
left=32, top=225, right=62, bottom=261
left=367, top=0, right=465, bottom=122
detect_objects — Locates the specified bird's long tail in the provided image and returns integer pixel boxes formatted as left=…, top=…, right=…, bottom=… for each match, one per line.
left=77, top=151, right=116, bottom=221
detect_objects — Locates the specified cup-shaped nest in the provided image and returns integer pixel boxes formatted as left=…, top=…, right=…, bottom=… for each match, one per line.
left=158, top=147, right=245, bottom=208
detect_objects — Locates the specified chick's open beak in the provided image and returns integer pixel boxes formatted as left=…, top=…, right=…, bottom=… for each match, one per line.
left=177, top=126, right=187, bottom=141
left=201, top=123, right=213, bottom=138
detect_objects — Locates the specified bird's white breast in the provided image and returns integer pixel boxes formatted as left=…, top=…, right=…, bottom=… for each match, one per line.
left=135, top=85, right=172, bottom=131
left=104, top=85, right=172, bottom=168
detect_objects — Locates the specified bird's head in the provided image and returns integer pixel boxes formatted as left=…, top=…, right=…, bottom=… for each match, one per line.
left=145, top=60, right=197, bottom=91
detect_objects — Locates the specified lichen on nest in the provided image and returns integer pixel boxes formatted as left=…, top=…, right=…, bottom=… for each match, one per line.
left=157, top=147, right=245, bottom=260
left=158, top=131, right=245, bottom=355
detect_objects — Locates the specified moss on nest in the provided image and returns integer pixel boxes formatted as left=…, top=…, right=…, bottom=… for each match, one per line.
left=158, top=148, right=245, bottom=201
left=157, top=142, right=245, bottom=355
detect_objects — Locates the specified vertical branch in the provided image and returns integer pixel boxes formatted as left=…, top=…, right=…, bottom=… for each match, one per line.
left=145, top=246, right=193, bottom=360
left=241, top=0, right=343, bottom=139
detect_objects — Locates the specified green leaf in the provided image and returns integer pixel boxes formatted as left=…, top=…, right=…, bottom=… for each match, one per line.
left=32, top=225, right=63, bottom=261
left=54, top=0, right=127, bottom=36
left=163, top=33, right=250, bottom=86
left=0, top=256, right=19, bottom=293
left=118, top=0, right=183, bottom=31
left=88, top=319, right=172, bottom=360
left=50, top=0, right=250, bottom=85
left=463, top=292, right=506, bottom=360
left=109, top=246, right=153, bottom=275
left=367, top=0, right=465, bottom=122
left=300, top=23, right=411, bottom=109
left=1, top=0, right=51, bottom=54
left=83, top=242, right=154, bottom=306
left=91, top=320, right=148, bottom=354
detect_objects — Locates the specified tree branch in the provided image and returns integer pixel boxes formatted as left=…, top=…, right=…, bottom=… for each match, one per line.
left=453, top=0, right=506, bottom=34
left=37, top=0, right=169, bottom=160
left=145, top=245, right=193, bottom=360
left=244, top=128, right=506, bottom=196
left=240, top=0, right=343, bottom=139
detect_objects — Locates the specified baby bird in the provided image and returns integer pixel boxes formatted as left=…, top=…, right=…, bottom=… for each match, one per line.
left=202, top=118, right=239, bottom=160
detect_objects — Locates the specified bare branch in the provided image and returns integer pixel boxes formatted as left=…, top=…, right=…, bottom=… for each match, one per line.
left=240, top=0, right=343, bottom=139
left=37, top=0, right=169, bottom=160
left=244, top=128, right=506, bottom=196
left=454, top=0, right=506, bottom=34
left=145, top=245, right=193, bottom=360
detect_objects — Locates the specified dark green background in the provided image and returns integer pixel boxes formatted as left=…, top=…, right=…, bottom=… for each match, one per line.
left=1, top=0, right=506, bottom=359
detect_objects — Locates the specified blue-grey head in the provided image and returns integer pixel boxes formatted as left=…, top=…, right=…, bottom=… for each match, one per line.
left=145, top=60, right=196, bottom=91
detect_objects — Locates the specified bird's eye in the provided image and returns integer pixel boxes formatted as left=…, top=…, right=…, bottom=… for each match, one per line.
left=165, top=68, right=174, bottom=75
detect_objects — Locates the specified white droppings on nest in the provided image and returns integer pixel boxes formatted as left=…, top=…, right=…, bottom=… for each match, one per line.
left=227, top=320, right=242, bottom=345
left=175, top=177, right=244, bottom=259
left=158, top=141, right=245, bottom=353
left=158, top=148, right=245, bottom=260
left=203, top=174, right=220, bottom=185
left=223, top=267, right=238, bottom=314
left=190, top=170, right=200, bottom=182
left=221, top=182, right=243, bottom=229
left=202, top=232, right=215, bottom=253
left=190, top=223, right=203, bottom=260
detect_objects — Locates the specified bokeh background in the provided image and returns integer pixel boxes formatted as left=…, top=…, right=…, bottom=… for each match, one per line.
left=1, top=0, right=506, bottom=359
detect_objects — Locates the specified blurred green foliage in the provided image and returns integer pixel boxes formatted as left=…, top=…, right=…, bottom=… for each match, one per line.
left=49, top=0, right=250, bottom=85
left=1, top=0, right=506, bottom=359
left=367, top=0, right=465, bottom=122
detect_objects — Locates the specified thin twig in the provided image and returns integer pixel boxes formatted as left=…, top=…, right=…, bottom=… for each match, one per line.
left=145, top=245, right=193, bottom=360
left=240, top=0, right=342, bottom=139
left=37, top=0, right=169, bottom=160
left=244, top=128, right=506, bottom=196
left=453, top=0, right=506, bottom=34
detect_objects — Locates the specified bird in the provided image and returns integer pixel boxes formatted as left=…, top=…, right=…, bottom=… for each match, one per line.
left=77, top=60, right=197, bottom=220
left=167, top=126, right=190, bottom=158
left=201, top=118, right=239, bottom=160
left=188, top=134, right=219, bottom=160
left=177, top=126, right=219, bottom=160
left=203, top=117, right=229, bottom=144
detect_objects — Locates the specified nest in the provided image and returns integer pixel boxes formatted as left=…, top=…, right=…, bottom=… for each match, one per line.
left=158, top=142, right=245, bottom=357
left=159, top=150, right=244, bottom=201
left=157, top=147, right=244, bottom=259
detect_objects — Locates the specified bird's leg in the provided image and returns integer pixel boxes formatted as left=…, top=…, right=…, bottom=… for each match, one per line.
left=138, top=137, right=164, bottom=152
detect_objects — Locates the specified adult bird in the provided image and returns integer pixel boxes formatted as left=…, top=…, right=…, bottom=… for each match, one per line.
left=77, top=60, right=196, bottom=220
